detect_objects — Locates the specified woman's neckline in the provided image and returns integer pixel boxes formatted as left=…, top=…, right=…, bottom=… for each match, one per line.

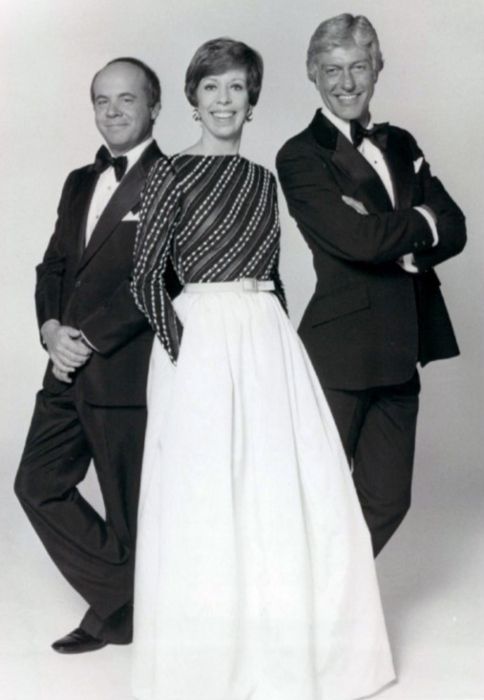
left=174, top=153, right=242, bottom=158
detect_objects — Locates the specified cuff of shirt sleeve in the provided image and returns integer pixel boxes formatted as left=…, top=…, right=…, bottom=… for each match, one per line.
left=414, top=206, right=439, bottom=247
left=397, top=254, right=419, bottom=274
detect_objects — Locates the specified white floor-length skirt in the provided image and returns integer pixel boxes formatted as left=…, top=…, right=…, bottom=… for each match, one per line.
left=132, top=286, right=395, bottom=700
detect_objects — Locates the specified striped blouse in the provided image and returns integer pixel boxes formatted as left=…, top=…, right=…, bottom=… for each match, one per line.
left=131, top=154, right=287, bottom=363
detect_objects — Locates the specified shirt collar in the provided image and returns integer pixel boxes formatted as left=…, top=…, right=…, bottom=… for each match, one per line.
left=106, top=137, right=153, bottom=173
left=320, top=104, right=374, bottom=144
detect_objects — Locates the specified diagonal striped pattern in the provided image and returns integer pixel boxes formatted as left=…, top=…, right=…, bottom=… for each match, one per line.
left=131, top=154, right=287, bottom=363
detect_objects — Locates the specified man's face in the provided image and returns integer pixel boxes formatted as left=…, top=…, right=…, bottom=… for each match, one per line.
left=313, top=43, right=377, bottom=123
left=92, top=62, right=160, bottom=155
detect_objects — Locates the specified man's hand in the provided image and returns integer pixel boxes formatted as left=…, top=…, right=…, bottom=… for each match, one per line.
left=342, top=195, right=369, bottom=216
left=41, top=320, right=92, bottom=382
left=52, top=365, right=73, bottom=384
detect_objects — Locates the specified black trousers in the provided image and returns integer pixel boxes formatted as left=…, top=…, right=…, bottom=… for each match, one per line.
left=14, top=386, right=146, bottom=643
left=324, top=371, right=420, bottom=557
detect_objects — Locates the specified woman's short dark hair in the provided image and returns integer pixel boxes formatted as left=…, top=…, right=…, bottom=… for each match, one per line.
left=185, top=38, right=263, bottom=107
left=90, top=57, right=161, bottom=107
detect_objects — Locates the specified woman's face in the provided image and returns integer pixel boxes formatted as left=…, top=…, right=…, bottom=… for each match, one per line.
left=195, top=67, right=250, bottom=143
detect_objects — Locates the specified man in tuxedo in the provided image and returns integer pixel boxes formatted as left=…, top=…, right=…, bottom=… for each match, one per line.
left=14, top=57, right=173, bottom=652
left=277, top=14, right=466, bottom=556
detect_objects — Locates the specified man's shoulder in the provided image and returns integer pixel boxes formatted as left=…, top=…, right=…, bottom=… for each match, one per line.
left=54, top=162, right=95, bottom=203
left=62, top=161, right=95, bottom=185
left=276, top=125, right=316, bottom=165
left=387, top=124, right=420, bottom=150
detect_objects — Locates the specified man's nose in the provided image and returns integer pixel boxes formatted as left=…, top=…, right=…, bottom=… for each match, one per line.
left=341, top=69, right=356, bottom=91
left=106, top=101, right=122, bottom=117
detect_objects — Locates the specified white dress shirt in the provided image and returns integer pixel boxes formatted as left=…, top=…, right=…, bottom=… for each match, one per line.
left=320, top=105, right=438, bottom=272
left=80, top=137, right=153, bottom=349
left=85, top=137, right=153, bottom=244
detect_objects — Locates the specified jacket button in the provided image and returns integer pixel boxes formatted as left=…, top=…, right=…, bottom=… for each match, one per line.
left=75, top=280, right=81, bottom=288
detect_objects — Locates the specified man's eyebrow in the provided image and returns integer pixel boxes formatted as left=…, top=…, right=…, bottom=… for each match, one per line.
left=94, top=91, right=137, bottom=100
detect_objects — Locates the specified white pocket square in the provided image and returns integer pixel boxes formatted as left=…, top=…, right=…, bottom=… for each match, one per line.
left=413, top=156, right=424, bottom=173
left=121, top=211, right=140, bottom=222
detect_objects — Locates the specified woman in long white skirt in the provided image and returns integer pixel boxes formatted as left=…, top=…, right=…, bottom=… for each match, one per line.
left=131, top=38, right=395, bottom=700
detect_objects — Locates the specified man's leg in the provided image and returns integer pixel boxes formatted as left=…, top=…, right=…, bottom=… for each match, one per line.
left=77, top=401, right=146, bottom=643
left=322, top=386, right=369, bottom=465
left=351, top=372, right=420, bottom=556
left=324, top=372, right=420, bottom=556
left=14, top=389, right=145, bottom=643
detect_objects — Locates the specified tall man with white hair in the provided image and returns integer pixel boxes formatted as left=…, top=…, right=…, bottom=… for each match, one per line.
left=277, top=14, right=466, bottom=555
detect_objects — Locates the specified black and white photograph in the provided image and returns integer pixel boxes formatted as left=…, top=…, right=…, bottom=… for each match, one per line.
left=2, top=0, right=483, bottom=698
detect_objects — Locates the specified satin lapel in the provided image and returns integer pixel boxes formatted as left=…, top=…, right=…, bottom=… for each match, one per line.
left=78, top=141, right=162, bottom=271
left=310, top=109, right=393, bottom=213
left=382, top=130, right=415, bottom=210
left=70, top=170, right=98, bottom=259
left=331, top=133, right=394, bottom=212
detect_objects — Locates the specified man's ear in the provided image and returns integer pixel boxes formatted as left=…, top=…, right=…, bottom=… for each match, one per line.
left=151, top=102, right=161, bottom=122
left=373, top=63, right=382, bottom=85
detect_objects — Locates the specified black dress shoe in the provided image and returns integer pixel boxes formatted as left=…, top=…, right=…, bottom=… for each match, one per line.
left=51, top=628, right=108, bottom=654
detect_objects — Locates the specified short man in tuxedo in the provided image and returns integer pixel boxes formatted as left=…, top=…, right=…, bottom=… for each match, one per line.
left=14, top=57, right=173, bottom=652
left=277, top=14, right=466, bottom=556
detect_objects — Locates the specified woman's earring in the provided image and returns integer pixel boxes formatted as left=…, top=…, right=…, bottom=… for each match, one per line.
left=192, top=108, right=201, bottom=122
left=245, top=107, right=253, bottom=123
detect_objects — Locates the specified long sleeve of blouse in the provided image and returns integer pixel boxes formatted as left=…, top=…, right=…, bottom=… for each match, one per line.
left=131, top=158, right=183, bottom=363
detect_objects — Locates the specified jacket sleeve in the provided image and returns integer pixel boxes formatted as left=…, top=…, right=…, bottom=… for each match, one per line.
left=276, top=142, right=436, bottom=265
left=35, top=172, right=74, bottom=331
left=79, top=277, right=151, bottom=354
left=130, top=158, right=183, bottom=364
left=406, top=134, right=466, bottom=269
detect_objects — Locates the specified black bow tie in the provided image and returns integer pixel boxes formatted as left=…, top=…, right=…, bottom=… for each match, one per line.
left=93, top=145, right=128, bottom=182
left=350, top=120, right=389, bottom=149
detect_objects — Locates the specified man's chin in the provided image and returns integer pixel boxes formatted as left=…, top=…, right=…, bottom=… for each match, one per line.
left=324, top=99, right=368, bottom=123
left=105, top=140, right=130, bottom=154
left=334, top=107, right=366, bottom=122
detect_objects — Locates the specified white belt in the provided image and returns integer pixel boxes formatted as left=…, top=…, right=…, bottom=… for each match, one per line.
left=184, top=278, right=275, bottom=293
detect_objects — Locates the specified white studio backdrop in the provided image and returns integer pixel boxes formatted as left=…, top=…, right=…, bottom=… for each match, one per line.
left=1, top=0, right=483, bottom=579
left=1, top=1, right=484, bottom=698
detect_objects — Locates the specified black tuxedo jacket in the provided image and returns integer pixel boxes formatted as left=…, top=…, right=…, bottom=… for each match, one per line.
left=276, top=110, right=466, bottom=390
left=35, top=141, right=176, bottom=405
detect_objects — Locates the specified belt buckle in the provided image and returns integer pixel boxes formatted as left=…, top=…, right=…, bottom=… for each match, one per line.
left=242, top=278, right=257, bottom=292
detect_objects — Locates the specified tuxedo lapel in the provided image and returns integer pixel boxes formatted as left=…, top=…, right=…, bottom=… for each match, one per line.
left=382, top=130, right=415, bottom=210
left=78, top=141, right=162, bottom=271
left=70, top=170, right=98, bottom=258
left=332, top=135, right=394, bottom=212
left=310, top=110, right=394, bottom=213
